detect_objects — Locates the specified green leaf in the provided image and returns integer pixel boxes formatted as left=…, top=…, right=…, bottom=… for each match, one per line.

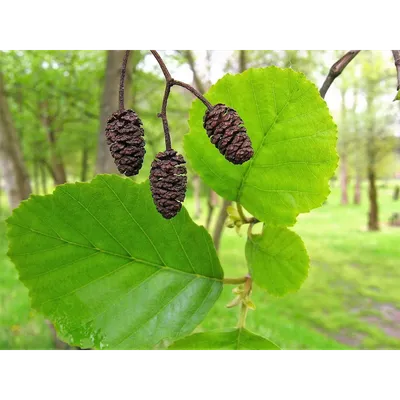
left=393, top=89, right=400, bottom=101
left=185, top=67, right=338, bottom=226
left=246, top=225, right=309, bottom=296
left=169, top=328, right=280, bottom=350
left=6, top=175, right=223, bottom=349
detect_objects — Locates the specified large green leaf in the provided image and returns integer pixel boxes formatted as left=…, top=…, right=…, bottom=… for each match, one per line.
left=246, top=226, right=309, bottom=296
left=185, top=67, right=338, bottom=226
left=169, top=328, right=280, bottom=350
left=6, top=175, right=223, bottom=349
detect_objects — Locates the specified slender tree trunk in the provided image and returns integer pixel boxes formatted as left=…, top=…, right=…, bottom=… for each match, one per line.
left=205, top=190, right=219, bottom=230
left=39, top=104, right=67, bottom=186
left=81, top=140, right=89, bottom=182
left=40, top=162, right=47, bottom=194
left=353, top=173, right=362, bottom=205
left=33, top=160, right=39, bottom=194
left=367, top=167, right=379, bottom=231
left=96, top=51, right=133, bottom=174
left=340, top=154, right=349, bottom=205
left=213, top=199, right=231, bottom=252
left=192, top=174, right=202, bottom=219
left=0, top=73, right=31, bottom=209
left=47, top=128, right=67, bottom=185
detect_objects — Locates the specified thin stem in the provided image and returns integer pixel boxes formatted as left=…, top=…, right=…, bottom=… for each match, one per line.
left=150, top=50, right=214, bottom=151
left=150, top=50, right=172, bottom=81
left=237, top=276, right=252, bottom=328
left=237, top=302, right=248, bottom=329
left=319, top=50, right=360, bottom=99
left=172, top=79, right=213, bottom=110
left=223, top=276, right=248, bottom=285
left=392, top=50, right=400, bottom=91
left=159, top=82, right=172, bottom=150
left=237, top=203, right=247, bottom=222
left=119, top=50, right=130, bottom=110
left=247, top=221, right=256, bottom=238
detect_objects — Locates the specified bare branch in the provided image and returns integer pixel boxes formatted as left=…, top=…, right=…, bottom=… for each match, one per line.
left=392, top=50, right=400, bottom=91
left=319, top=51, right=361, bottom=99
left=181, top=50, right=206, bottom=93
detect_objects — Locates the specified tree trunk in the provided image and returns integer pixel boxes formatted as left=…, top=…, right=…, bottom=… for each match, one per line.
left=39, top=104, right=67, bottom=186
left=33, top=160, right=39, bottom=194
left=47, top=128, right=67, bottom=185
left=40, top=162, right=47, bottom=194
left=367, top=167, right=379, bottom=231
left=0, top=73, right=31, bottom=209
left=213, top=199, right=231, bottom=252
left=353, top=173, right=362, bottom=205
left=81, top=140, right=89, bottom=182
left=96, top=51, right=133, bottom=174
left=205, top=190, right=219, bottom=230
left=340, top=154, right=349, bottom=205
left=192, top=174, right=202, bottom=219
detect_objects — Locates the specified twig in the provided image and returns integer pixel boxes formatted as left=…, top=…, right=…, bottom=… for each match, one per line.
left=319, top=50, right=360, bottom=99
left=150, top=50, right=213, bottom=150
left=150, top=50, right=172, bottom=81
left=172, top=79, right=212, bottom=110
left=119, top=50, right=130, bottom=110
left=392, top=50, right=400, bottom=91
left=223, top=276, right=248, bottom=285
left=150, top=50, right=212, bottom=109
left=159, top=83, right=172, bottom=150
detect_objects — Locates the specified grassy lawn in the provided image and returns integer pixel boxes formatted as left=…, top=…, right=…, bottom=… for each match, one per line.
left=191, top=181, right=400, bottom=349
left=0, top=180, right=399, bottom=349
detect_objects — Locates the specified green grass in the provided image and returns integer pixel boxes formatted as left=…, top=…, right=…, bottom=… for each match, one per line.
left=0, top=180, right=399, bottom=349
left=189, top=181, right=400, bottom=349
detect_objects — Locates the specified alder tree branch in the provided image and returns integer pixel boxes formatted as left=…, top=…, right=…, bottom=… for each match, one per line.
left=119, top=50, right=130, bottom=110
left=159, top=83, right=172, bottom=150
left=392, top=50, right=400, bottom=91
left=223, top=276, right=248, bottom=285
left=150, top=50, right=213, bottom=151
left=319, top=50, right=361, bottom=99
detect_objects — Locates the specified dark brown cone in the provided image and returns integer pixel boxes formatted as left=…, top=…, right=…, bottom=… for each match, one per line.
left=105, top=109, right=145, bottom=176
left=149, top=149, right=187, bottom=219
left=203, top=103, right=254, bottom=164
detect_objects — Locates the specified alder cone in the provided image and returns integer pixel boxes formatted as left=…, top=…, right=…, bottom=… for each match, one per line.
left=149, top=149, right=187, bottom=219
left=203, top=103, right=254, bottom=164
left=105, top=109, right=145, bottom=176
